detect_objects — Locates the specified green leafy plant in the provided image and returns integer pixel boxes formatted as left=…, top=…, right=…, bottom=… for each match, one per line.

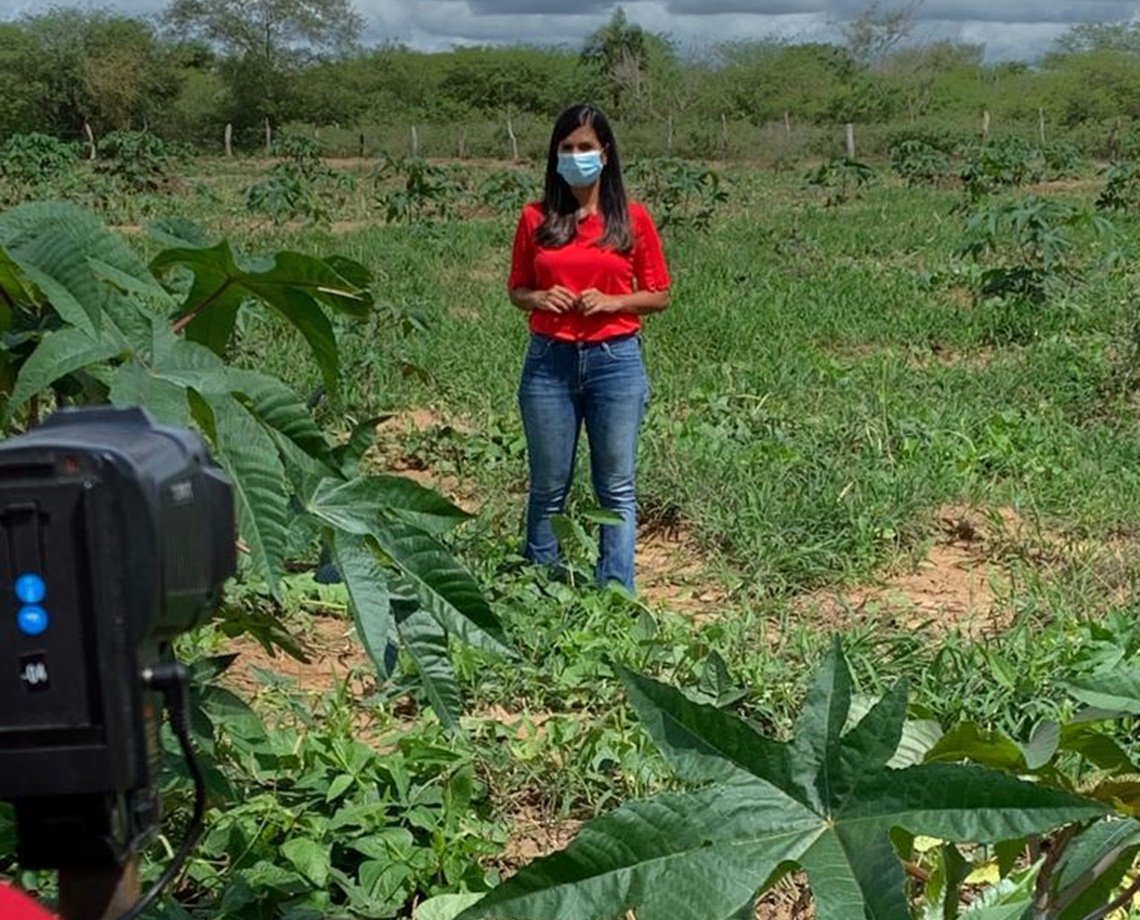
left=1041, top=141, right=1084, bottom=180
left=166, top=653, right=505, bottom=918
left=889, top=139, right=951, bottom=186
left=373, top=155, right=466, bottom=224
left=477, top=169, right=538, bottom=215
left=1096, top=160, right=1140, bottom=211
left=959, top=138, right=1044, bottom=203
left=0, top=203, right=509, bottom=723
left=626, top=157, right=728, bottom=230
left=457, top=641, right=1105, bottom=920
left=803, top=157, right=878, bottom=206
left=95, top=130, right=184, bottom=193
left=244, top=135, right=356, bottom=225
left=956, top=196, right=1109, bottom=303
left=0, top=133, right=79, bottom=202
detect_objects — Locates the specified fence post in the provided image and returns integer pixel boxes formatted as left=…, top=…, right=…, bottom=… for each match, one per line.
left=845, top=122, right=855, bottom=158
left=358, top=132, right=365, bottom=159
left=784, top=110, right=791, bottom=136
left=981, top=109, right=991, bottom=142
left=411, top=125, right=419, bottom=157
left=507, top=117, right=519, bottom=161
left=84, top=121, right=96, bottom=160
left=224, top=123, right=233, bottom=157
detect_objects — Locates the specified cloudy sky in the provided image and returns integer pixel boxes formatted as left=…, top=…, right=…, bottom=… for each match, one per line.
left=2, top=0, right=1139, bottom=60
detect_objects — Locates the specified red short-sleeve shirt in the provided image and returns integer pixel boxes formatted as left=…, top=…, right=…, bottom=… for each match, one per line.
left=508, top=201, right=670, bottom=342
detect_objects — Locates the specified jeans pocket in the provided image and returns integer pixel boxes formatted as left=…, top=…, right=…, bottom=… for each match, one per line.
left=600, top=335, right=640, bottom=363
left=525, top=335, right=554, bottom=362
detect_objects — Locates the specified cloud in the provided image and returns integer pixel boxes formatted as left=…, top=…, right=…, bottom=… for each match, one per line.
left=1, top=0, right=1138, bottom=59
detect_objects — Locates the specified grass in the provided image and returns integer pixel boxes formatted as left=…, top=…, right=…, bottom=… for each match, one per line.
left=206, top=152, right=1140, bottom=768
left=7, top=155, right=1140, bottom=915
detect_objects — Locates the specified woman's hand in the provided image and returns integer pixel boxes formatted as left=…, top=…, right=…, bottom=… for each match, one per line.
left=534, top=286, right=579, bottom=313
left=577, top=289, right=623, bottom=315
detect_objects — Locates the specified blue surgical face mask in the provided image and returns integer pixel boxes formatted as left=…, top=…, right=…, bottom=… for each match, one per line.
left=557, top=151, right=604, bottom=188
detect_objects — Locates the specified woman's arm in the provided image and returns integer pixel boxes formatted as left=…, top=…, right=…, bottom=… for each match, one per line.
left=577, top=288, right=669, bottom=316
left=510, top=286, right=579, bottom=314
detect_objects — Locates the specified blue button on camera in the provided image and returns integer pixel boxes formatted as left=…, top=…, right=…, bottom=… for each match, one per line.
left=15, top=573, right=46, bottom=605
left=17, top=606, right=48, bottom=637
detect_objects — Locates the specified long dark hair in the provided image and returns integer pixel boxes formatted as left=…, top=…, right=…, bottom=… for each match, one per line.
left=536, top=103, right=632, bottom=252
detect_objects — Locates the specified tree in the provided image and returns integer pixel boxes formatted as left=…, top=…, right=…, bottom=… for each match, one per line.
left=22, top=10, right=179, bottom=136
left=841, top=0, right=921, bottom=70
left=581, top=7, right=648, bottom=116
left=0, top=24, right=50, bottom=137
left=164, top=0, right=363, bottom=129
left=1054, top=21, right=1140, bottom=56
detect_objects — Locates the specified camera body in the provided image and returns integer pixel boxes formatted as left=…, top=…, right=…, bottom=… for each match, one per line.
left=0, top=407, right=235, bottom=867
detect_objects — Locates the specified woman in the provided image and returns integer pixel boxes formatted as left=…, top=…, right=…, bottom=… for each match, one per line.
left=508, top=103, right=670, bottom=593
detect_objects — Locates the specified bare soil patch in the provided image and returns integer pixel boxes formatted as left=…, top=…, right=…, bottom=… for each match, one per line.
left=639, top=526, right=728, bottom=619
left=224, top=613, right=372, bottom=700
left=499, top=805, right=583, bottom=867
left=797, top=504, right=1029, bottom=638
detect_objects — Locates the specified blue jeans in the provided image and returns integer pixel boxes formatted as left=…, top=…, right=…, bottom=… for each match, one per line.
left=518, top=333, right=649, bottom=592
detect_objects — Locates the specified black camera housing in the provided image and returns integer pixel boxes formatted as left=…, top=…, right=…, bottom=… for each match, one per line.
left=0, top=407, right=235, bottom=867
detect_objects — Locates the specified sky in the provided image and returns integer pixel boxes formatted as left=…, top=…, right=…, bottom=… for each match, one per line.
left=2, top=0, right=1140, bottom=61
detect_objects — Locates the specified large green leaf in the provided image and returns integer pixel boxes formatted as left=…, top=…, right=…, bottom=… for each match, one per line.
left=458, top=642, right=1106, bottom=920
left=310, top=475, right=470, bottom=536
left=1052, top=818, right=1140, bottom=920
left=159, top=365, right=333, bottom=466
left=329, top=532, right=393, bottom=674
left=397, top=608, right=461, bottom=730
left=308, top=478, right=508, bottom=655
left=1066, top=668, right=1140, bottom=715
left=5, top=326, right=124, bottom=422
left=202, top=394, right=289, bottom=595
left=151, top=241, right=372, bottom=396
left=0, top=202, right=156, bottom=335
left=370, top=518, right=510, bottom=657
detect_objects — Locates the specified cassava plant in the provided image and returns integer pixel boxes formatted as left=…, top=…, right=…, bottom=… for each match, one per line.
left=803, top=157, right=878, bottom=206
left=244, top=135, right=356, bottom=225
left=0, top=202, right=510, bottom=725
left=457, top=640, right=1108, bottom=920
left=625, top=157, right=728, bottom=231
left=956, top=196, right=1111, bottom=304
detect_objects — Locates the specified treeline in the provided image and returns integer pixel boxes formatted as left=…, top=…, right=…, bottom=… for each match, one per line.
left=6, top=3, right=1140, bottom=159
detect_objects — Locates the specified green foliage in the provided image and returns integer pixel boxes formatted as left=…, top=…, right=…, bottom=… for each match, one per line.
left=457, top=641, right=1105, bottom=920
left=0, top=133, right=78, bottom=197
left=957, top=196, right=1109, bottom=303
left=476, top=169, right=538, bottom=216
left=165, top=653, right=503, bottom=918
left=1040, top=140, right=1084, bottom=179
left=0, top=202, right=508, bottom=723
left=1096, top=160, right=1140, bottom=211
left=95, top=130, right=183, bottom=192
left=959, top=137, right=1044, bottom=202
left=889, top=138, right=950, bottom=186
left=244, top=134, right=356, bottom=224
left=803, top=156, right=877, bottom=206
left=373, top=155, right=466, bottom=224
left=626, top=157, right=728, bottom=230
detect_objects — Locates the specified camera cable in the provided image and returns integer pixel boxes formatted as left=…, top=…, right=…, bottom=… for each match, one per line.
left=117, top=662, right=205, bottom=920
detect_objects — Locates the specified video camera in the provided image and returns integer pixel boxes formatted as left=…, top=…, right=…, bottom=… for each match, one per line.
left=0, top=407, right=235, bottom=890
